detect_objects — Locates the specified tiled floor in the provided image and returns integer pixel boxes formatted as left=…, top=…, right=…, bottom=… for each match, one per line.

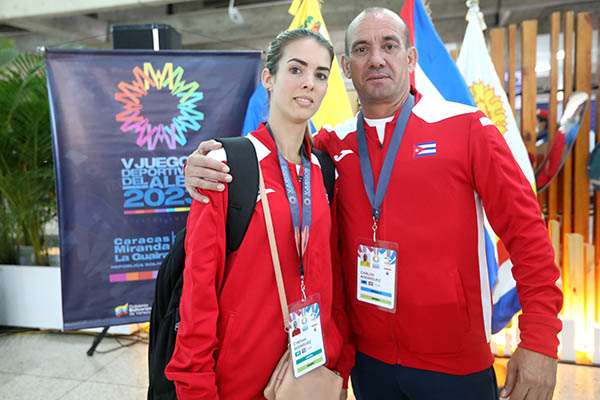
left=0, top=328, right=598, bottom=399
left=0, top=329, right=148, bottom=400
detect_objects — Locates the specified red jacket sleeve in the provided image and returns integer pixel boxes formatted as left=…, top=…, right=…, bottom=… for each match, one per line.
left=322, top=152, right=356, bottom=388
left=165, top=182, right=228, bottom=399
left=312, top=127, right=331, bottom=154
left=468, top=113, right=563, bottom=358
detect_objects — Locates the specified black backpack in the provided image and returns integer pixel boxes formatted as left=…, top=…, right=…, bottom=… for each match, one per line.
left=147, top=137, right=335, bottom=400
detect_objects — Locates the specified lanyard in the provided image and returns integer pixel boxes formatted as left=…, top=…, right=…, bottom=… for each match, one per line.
left=356, top=94, right=415, bottom=241
left=266, top=124, right=312, bottom=302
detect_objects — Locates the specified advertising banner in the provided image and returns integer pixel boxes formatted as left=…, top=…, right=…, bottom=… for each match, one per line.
left=46, top=49, right=261, bottom=329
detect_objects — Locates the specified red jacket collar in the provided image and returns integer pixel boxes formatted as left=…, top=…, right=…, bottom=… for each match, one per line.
left=253, top=122, right=313, bottom=158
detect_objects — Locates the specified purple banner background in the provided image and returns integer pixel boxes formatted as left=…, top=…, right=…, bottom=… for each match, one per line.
left=46, top=49, right=261, bottom=330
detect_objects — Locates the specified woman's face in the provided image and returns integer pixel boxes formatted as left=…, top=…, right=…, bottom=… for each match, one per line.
left=262, top=38, right=332, bottom=125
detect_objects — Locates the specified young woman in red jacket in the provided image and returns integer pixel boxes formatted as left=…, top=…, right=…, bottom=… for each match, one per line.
left=165, top=29, right=348, bottom=399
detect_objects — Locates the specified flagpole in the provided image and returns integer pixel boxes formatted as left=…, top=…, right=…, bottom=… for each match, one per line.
left=465, top=0, right=486, bottom=30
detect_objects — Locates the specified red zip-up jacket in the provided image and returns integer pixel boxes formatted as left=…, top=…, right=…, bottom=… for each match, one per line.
left=314, top=89, right=563, bottom=375
left=165, top=124, right=344, bottom=399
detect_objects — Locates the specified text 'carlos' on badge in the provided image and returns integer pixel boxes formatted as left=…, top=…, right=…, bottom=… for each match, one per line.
left=356, top=239, right=398, bottom=313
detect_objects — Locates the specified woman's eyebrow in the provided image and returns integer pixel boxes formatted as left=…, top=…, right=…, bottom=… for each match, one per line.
left=287, top=58, right=308, bottom=66
left=287, top=58, right=330, bottom=72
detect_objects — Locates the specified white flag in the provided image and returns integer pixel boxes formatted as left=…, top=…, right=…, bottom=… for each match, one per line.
left=456, top=11, right=534, bottom=185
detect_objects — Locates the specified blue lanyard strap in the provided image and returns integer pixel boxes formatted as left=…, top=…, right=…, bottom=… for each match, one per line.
left=356, top=94, right=415, bottom=238
left=277, top=147, right=312, bottom=266
left=265, top=124, right=312, bottom=301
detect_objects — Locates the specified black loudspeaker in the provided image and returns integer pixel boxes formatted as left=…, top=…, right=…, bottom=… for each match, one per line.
left=111, top=24, right=182, bottom=50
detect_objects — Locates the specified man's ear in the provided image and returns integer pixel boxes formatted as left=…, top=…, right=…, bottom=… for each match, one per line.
left=341, top=54, right=352, bottom=79
left=261, top=68, right=273, bottom=92
left=407, top=47, right=418, bottom=74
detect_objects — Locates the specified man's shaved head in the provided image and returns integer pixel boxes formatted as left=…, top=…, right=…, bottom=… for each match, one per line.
left=340, top=7, right=418, bottom=118
left=345, top=8, right=411, bottom=56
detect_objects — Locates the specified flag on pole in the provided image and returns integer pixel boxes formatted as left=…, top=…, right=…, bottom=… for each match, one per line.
left=287, top=0, right=352, bottom=130
left=456, top=6, right=536, bottom=333
left=400, top=0, right=534, bottom=334
left=399, top=0, right=474, bottom=106
left=241, top=0, right=353, bottom=135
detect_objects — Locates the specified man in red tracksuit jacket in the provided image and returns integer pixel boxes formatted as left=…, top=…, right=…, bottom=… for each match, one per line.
left=314, top=87, right=561, bottom=399
left=184, top=8, right=562, bottom=400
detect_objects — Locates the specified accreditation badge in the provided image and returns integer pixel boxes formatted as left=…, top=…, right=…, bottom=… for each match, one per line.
left=356, top=239, right=398, bottom=312
left=288, top=294, right=326, bottom=378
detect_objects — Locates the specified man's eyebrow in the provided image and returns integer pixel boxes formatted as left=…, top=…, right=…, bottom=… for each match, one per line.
left=352, top=35, right=401, bottom=50
left=351, top=40, right=368, bottom=49
left=287, top=58, right=308, bottom=66
left=383, top=35, right=401, bottom=42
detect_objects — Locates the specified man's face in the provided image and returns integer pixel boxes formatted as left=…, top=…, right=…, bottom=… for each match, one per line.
left=342, top=12, right=416, bottom=107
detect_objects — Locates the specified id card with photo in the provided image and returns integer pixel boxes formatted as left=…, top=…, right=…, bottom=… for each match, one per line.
left=288, top=294, right=326, bottom=378
left=356, top=239, right=398, bottom=312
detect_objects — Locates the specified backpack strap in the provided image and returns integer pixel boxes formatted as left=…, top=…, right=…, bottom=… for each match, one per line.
left=216, top=137, right=258, bottom=255
left=312, top=148, right=335, bottom=204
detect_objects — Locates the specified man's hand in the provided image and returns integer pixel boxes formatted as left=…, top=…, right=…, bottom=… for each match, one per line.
left=185, top=140, right=232, bottom=203
left=501, top=347, right=557, bottom=400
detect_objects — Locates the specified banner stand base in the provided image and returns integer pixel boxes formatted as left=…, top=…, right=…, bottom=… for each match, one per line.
left=86, top=326, right=110, bottom=356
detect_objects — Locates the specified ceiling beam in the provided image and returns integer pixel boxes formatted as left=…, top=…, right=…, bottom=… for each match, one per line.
left=0, top=0, right=193, bottom=21
left=7, top=16, right=108, bottom=44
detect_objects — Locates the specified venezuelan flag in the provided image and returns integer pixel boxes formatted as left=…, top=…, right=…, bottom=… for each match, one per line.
left=287, top=0, right=352, bottom=130
left=114, top=303, right=129, bottom=317
left=242, top=0, right=352, bottom=134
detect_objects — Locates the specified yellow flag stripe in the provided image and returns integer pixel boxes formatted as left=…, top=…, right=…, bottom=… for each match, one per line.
left=287, top=0, right=353, bottom=130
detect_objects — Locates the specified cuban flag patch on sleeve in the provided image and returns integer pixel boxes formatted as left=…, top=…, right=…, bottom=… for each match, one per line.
left=413, top=142, right=437, bottom=158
